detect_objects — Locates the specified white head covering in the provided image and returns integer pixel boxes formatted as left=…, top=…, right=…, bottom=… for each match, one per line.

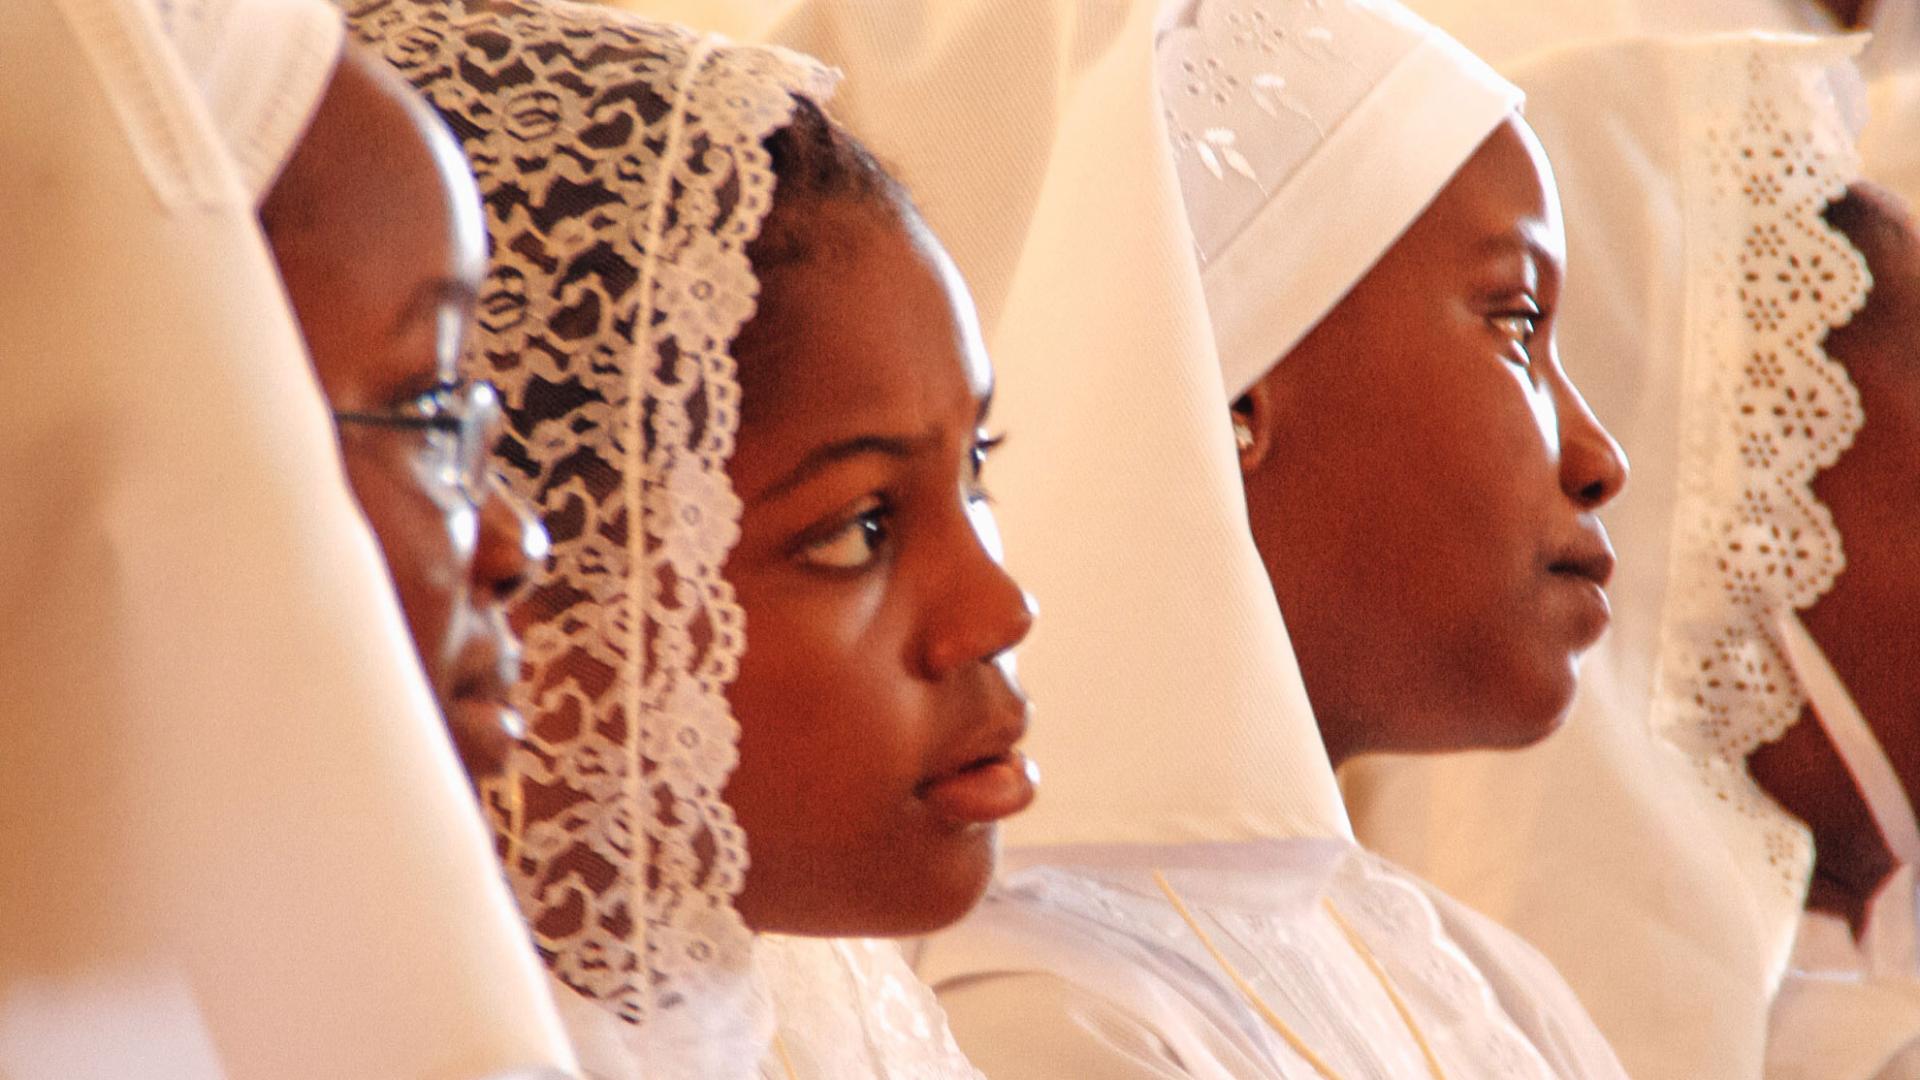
left=1858, top=0, right=1920, bottom=207
left=770, top=0, right=1352, bottom=851
left=0, top=1, right=577, bottom=1078
left=1340, top=31, right=1872, bottom=1080
left=1160, top=0, right=1521, bottom=396
left=150, top=0, right=344, bottom=202
left=347, top=2, right=855, bottom=1076
left=1396, top=0, right=1831, bottom=70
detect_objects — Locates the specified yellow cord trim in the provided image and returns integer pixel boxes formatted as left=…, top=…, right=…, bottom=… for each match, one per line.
left=1152, top=869, right=1343, bottom=1080
left=772, top=1028, right=800, bottom=1080
left=1322, top=898, right=1448, bottom=1080
left=1151, top=869, right=1447, bottom=1080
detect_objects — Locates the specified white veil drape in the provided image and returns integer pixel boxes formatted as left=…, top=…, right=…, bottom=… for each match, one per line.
left=0, top=1, right=577, bottom=1077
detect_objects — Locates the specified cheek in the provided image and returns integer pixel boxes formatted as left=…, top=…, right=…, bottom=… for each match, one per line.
left=1404, top=357, right=1559, bottom=533
left=1315, top=353, right=1555, bottom=555
left=342, top=454, right=470, bottom=684
left=1811, top=429, right=1920, bottom=642
left=725, top=581, right=933, bottom=812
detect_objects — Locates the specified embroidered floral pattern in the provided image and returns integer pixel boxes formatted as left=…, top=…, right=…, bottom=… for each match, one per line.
left=1655, top=42, right=1871, bottom=900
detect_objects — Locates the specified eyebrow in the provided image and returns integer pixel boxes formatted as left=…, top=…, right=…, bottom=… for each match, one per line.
left=390, top=276, right=480, bottom=338
left=747, top=432, right=933, bottom=507
left=1476, top=230, right=1559, bottom=274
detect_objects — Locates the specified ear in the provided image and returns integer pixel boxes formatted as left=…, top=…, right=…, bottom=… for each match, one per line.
left=1231, top=375, right=1281, bottom=474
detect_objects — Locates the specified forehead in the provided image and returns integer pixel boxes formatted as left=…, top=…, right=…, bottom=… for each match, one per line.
left=274, top=54, right=480, bottom=399
left=1415, top=117, right=1563, bottom=269
left=737, top=205, right=991, bottom=435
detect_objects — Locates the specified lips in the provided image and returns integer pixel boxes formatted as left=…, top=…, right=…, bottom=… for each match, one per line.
left=443, top=623, right=525, bottom=781
left=1547, top=524, right=1617, bottom=588
left=919, top=750, right=1039, bottom=827
left=917, top=705, right=1037, bottom=827
left=1547, top=522, right=1617, bottom=642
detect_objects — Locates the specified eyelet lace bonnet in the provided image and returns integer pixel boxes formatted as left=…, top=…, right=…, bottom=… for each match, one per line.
left=348, top=0, right=834, bottom=1072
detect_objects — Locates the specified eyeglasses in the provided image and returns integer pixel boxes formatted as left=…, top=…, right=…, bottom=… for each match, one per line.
left=334, top=380, right=503, bottom=502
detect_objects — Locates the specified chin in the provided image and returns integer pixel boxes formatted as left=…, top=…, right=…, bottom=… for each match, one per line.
left=1417, top=652, right=1578, bottom=754
left=881, top=826, right=1000, bottom=936
left=741, top=826, right=1001, bottom=938
left=1487, top=651, right=1582, bottom=749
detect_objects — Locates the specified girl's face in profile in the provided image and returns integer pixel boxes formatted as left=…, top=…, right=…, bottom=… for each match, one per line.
left=265, top=50, right=544, bottom=784
left=1237, top=117, right=1628, bottom=766
left=722, top=202, right=1038, bottom=937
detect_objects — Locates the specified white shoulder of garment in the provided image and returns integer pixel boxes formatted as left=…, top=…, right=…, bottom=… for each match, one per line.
left=1767, top=867, right=1920, bottom=1080
left=917, top=838, right=1626, bottom=1080
left=552, top=940, right=985, bottom=1080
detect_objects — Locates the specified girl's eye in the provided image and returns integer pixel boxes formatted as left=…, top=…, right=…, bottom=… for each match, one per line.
left=1490, top=312, right=1539, bottom=366
left=969, top=431, right=1006, bottom=503
left=404, top=382, right=465, bottom=433
left=798, top=497, right=890, bottom=570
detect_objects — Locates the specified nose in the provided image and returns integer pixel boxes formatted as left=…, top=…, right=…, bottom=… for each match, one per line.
left=921, top=515, right=1038, bottom=680
left=1554, top=373, right=1628, bottom=510
left=471, top=475, right=547, bottom=602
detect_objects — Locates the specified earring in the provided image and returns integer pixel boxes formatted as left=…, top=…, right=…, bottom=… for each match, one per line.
left=1232, top=419, right=1254, bottom=452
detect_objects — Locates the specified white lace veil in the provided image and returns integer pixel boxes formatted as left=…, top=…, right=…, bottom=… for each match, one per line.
left=1340, top=32, right=1873, bottom=1080
left=0, top=0, right=576, bottom=1076
left=347, top=1, right=835, bottom=1075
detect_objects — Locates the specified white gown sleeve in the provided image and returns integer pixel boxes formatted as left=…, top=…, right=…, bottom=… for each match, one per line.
left=937, top=971, right=1197, bottom=1080
left=1412, top=879, right=1631, bottom=1080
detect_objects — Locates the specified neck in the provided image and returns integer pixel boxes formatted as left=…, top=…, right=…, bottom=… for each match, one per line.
left=1321, top=728, right=1359, bottom=772
left=1815, top=0, right=1874, bottom=27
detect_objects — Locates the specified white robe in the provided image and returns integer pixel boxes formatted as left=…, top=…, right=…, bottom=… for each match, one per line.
left=554, top=939, right=984, bottom=1080
left=1767, top=869, right=1920, bottom=1079
left=917, top=840, right=1627, bottom=1080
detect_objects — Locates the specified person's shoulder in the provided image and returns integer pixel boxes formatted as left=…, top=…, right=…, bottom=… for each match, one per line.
left=936, top=969, right=1194, bottom=1080
left=916, top=871, right=1277, bottom=1080
left=1364, top=853, right=1631, bottom=1080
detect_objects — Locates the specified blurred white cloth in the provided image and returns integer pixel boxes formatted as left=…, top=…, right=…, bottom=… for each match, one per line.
left=1404, top=0, right=1916, bottom=203
left=1768, top=867, right=1920, bottom=1079
left=0, top=1, right=577, bottom=1077
left=922, top=841, right=1625, bottom=1079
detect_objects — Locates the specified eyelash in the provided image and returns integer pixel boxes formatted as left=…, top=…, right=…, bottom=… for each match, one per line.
left=400, top=381, right=465, bottom=432
left=969, top=432, right=1007, bottom=504
left=1489, top=307, right=1541, bottom=367
left=795, top=432, right=1008, bottom=573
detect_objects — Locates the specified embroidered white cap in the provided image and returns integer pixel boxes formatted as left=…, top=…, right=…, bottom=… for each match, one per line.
left=1158, top=0, right=1522, bottom=397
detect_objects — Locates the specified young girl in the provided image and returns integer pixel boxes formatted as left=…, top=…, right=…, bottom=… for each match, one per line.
left=348, top=1, right=1033, bottom=1075
left=763, top=0, right=1629, bottom=1075
left=1341, top=32, right=1907, bottom=1080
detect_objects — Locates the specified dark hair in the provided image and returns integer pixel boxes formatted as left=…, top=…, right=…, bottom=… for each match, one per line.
left=746, top=94, right=913, bottom=274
